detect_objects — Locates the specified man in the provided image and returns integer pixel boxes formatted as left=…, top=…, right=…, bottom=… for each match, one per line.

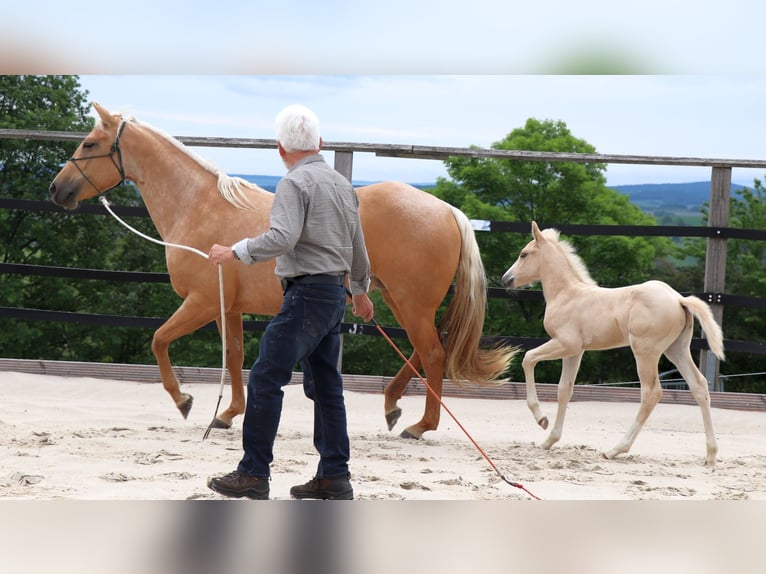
left=207, top=104, right=374, bottom=500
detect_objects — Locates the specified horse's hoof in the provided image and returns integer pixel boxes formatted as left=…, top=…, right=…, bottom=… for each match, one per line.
left=210, top=417, right=232, bottom=430
left=538, top=416, right=549, bottom=430
left=399, top=429, right=421, bottom=440
left=385, top=407, right=402, bottom=431
left=177, top=394, right=193, bottom=419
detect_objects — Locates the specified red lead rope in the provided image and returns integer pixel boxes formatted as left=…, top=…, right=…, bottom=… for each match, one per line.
left=368, top=317, right=541, bottom=501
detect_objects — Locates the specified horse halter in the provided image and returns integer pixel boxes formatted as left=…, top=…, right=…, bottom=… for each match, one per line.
left=67, top=119, right=128, bottom=195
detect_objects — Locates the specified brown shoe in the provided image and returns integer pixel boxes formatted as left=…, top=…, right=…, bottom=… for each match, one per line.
left=207, top=470, right=269, bottom=500
left=290, top=475, right=353, bottom=500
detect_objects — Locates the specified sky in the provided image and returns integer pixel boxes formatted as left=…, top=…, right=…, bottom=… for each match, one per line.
left=73, top=75, right=766, bottom=187
left=5, top=2, right=766, bottom=186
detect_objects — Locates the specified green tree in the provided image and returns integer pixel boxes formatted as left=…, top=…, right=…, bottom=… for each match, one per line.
left=0, top=75, right=225, bottom=367
left=431, top=118, right=678, bottom=385
left=679, top=181, right=766, bottom=393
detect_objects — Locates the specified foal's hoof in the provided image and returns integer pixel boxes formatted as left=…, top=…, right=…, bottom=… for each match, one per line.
left=177, top=394, right=194, bottom=419
left=385, top=407, right=402, bottom=431
left=537, top=416, right=549, bottom=430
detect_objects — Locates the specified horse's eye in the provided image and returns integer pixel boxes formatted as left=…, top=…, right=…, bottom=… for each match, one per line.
left=519, top=252, right=527, bottom=259
left=83, top=141, right=95, bottom=149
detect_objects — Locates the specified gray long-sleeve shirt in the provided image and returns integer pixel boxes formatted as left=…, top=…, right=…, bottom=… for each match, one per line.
left=232, top=154, right=371, bottom=295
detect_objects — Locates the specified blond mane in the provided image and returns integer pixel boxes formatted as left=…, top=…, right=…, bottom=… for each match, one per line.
left=542, top=227, right=597, bottom=285
left=111, top=114, right=267, bottom=212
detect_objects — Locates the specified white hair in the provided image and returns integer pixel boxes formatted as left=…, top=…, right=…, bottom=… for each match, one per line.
left=274, top=104, right=321, bottom=152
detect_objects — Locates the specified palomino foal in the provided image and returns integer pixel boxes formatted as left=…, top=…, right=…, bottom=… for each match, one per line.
left=502, top=221, right=723, bottom=465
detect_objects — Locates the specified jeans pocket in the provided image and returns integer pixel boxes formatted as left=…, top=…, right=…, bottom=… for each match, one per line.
left=302, top=290, right=344, bottom=339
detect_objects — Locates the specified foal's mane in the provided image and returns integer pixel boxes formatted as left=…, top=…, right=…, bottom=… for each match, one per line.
left=112, top=114, right=265, bottom=212
left=541, top=228, right=597, bottom=285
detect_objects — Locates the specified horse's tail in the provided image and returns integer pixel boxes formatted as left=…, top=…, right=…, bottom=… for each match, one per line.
left=681, top=295, right=726, bottom=361
left=440, top=206, right=520, bottom=386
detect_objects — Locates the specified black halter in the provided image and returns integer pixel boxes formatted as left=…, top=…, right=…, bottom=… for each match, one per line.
left=67, top=120, right=128, bottom=195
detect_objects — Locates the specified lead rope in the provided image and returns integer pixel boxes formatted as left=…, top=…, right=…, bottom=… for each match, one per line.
left=355, top=301, right=540, bottom=500
left=98, top=197, right=226, bottom=440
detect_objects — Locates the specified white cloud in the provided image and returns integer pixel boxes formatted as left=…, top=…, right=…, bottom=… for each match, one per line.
left=75, top=74, right=766, bottom=186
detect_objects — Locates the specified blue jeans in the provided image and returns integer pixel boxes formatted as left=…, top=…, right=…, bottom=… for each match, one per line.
left=237, top=281, right=349, bottom=479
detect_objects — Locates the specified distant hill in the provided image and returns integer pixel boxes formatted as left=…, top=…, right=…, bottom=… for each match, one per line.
left=232, top=174, right=436, bottom=193
left=233, top=174, right=744, bottom=221
left=610, top=181, right=746, bottom=211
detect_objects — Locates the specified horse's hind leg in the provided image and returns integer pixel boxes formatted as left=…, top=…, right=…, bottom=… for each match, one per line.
left=665, top=338, right=718, bottom=465
left=384, top=352, right=421, bottom=431
left=399, top=323, right=445, bottom=439
left=152, top=297, right=220, bottom=419
left=541, top=352, right=584, bottom=450
left=208, top=312, right=245, bottom=430
left=602, top=353, right=663, bottom=460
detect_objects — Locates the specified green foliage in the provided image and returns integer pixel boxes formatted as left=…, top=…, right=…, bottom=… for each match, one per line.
left=716, top=181, right=766, bottom=392
left=432, top=117, right=680, bottom=384
left=3, top=88, right=763, bottom=393
left=0, top=75, right=219, bottom=368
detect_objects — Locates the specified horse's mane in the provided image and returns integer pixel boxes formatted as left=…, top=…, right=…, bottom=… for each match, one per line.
left=114, top=115, right=265, bottom=212
left=542, top=228, right=597, bottom=285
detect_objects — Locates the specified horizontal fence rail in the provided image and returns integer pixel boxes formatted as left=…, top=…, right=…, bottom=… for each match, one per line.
left=2, top=358, right=764, bottom=412
left=2, top=127, right=766, bottom=395
left=5, top=127, right=766, bottom=169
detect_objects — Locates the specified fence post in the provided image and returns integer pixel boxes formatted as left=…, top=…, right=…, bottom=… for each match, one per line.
left=700, top=166, right=731, bottom=391
left=333, top=151, right=355, bottom=373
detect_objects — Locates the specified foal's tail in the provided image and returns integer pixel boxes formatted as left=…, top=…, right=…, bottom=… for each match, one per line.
left=681, top=295, right=726, bottom=361
left=440, top=206, right=519, bottom=386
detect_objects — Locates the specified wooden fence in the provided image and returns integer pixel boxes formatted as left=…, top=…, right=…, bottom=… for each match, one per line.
left=2, top=128, right=766, bottom=396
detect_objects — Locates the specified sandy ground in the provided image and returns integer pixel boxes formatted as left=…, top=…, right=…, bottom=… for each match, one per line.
left=1, top=370, right=765, bottom=501
left=2, top=371, right=766, bottom=574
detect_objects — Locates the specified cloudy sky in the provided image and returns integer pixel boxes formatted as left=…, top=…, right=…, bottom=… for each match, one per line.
left=73, top=75, right=766, bottom=186
left=5, top=1, right=766, bottom=186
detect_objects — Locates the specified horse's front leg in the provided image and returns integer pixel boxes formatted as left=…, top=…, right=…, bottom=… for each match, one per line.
left=521, top=338, right=574, bottom=431
left=208, top=312, right=245, bottom=430
left=151, top=297, right=220, bottom=419
left=541, top=352, right=583, bottom=450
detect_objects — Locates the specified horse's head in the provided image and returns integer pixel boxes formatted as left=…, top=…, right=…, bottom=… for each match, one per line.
left=501, top=221, right=545, bottom=289
left=49, top=102, right=127, bottom=210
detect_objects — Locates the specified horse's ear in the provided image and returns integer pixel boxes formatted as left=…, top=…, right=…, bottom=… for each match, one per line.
left=531, top=221, right=543, bottom=241
left=92, top=102, right=115, bottom=129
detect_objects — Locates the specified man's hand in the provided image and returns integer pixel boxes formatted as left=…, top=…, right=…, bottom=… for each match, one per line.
left=209, top=244, right=236, bottom=265
left=351, top=293, right=375, bottom=323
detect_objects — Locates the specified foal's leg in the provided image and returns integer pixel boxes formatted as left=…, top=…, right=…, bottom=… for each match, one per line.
left=541, top=352, right=584, bottom=450
left=602, top=353, right=663, bottom=460
left=151, top=296, right=220, bottom=419
left=209, top=312, right=245, bottom=429
left=664, top=339, right=718, bottom=465
left=521, top=338, right=575, bottom=430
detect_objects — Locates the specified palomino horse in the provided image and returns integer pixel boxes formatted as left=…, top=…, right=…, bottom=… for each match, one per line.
left=502, top=221, right=724, bottom=465
left=49, top=102, right=517, bottom=439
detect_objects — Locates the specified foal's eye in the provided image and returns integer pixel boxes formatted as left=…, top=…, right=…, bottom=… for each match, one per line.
left=519, top=252, right=527, bottom=259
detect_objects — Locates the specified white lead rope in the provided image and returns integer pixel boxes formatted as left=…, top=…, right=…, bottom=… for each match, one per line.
left=98, top=196, right=227, bottom=438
